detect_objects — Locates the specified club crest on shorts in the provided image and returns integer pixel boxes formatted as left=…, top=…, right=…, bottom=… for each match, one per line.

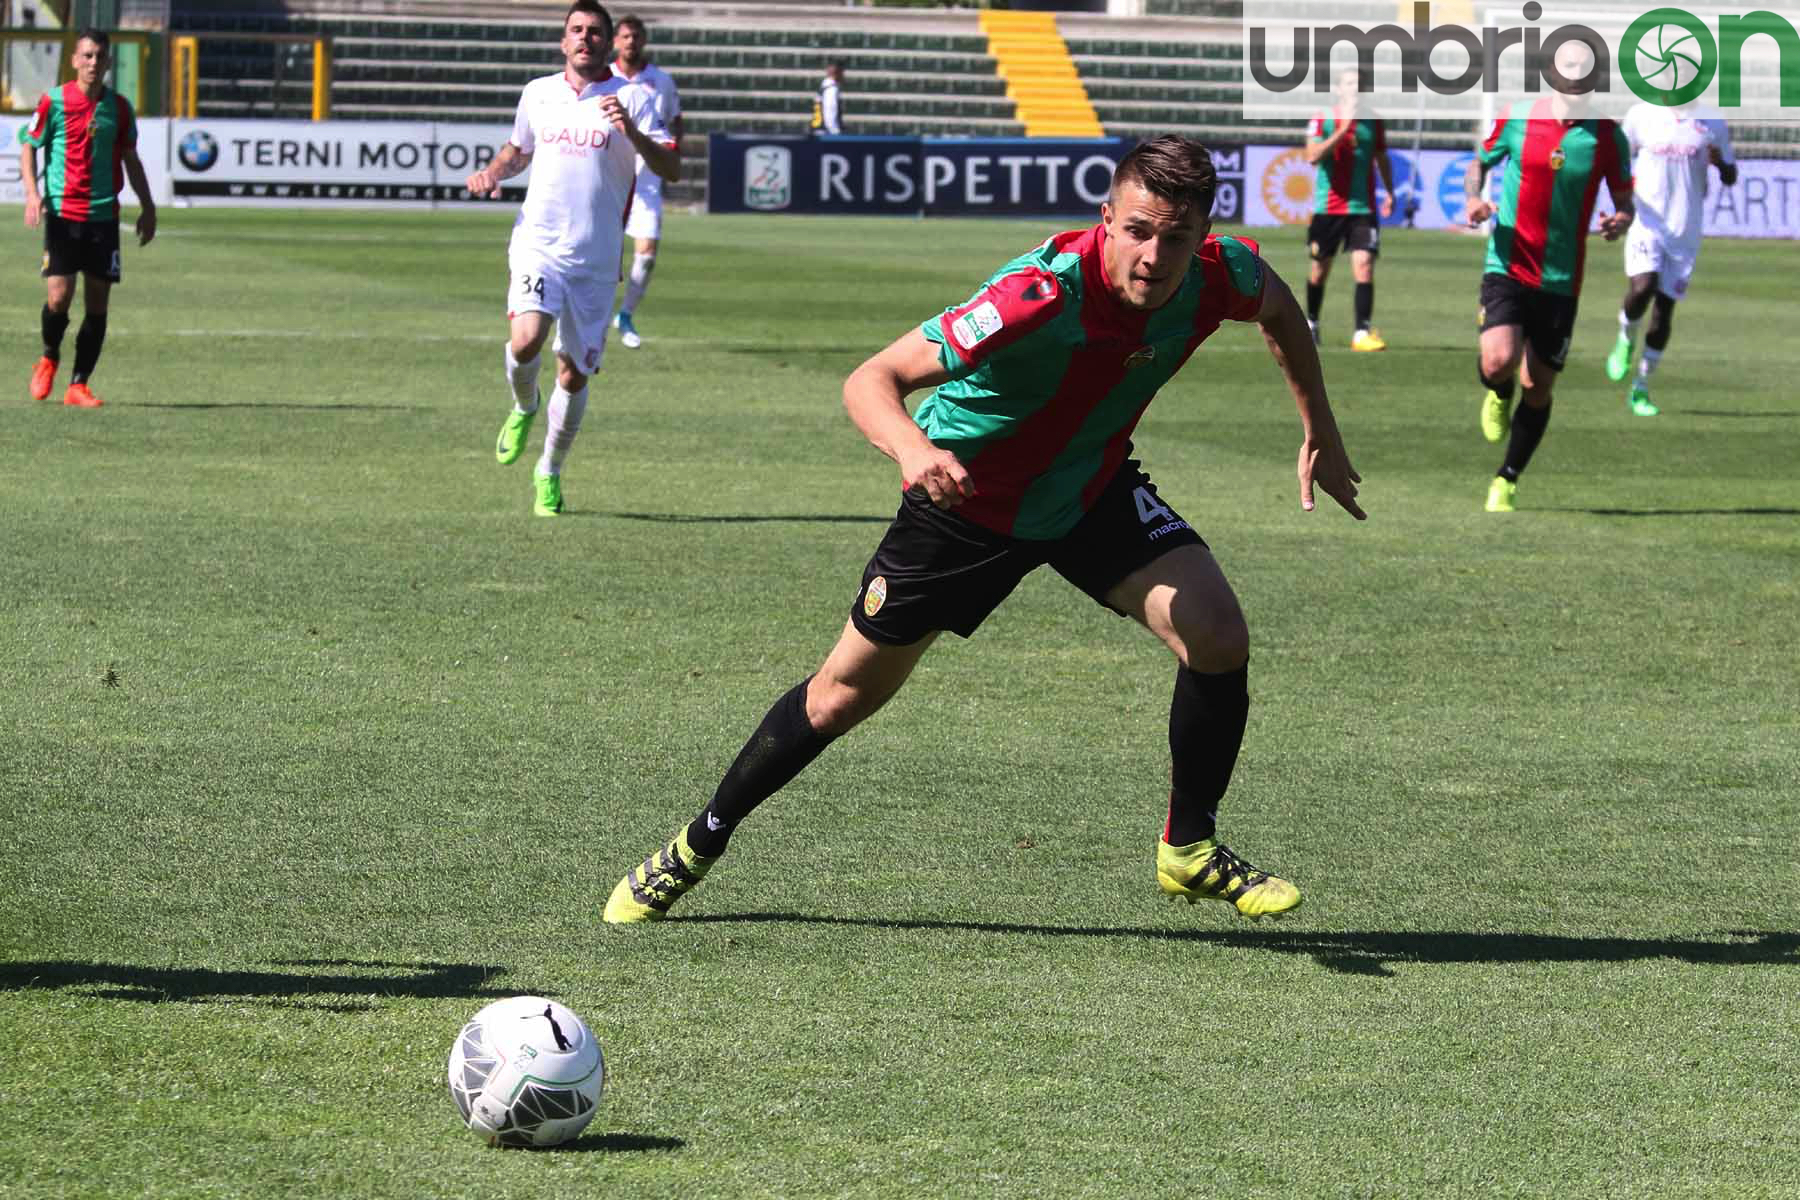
left=863, top=575, right=888, bottom=618
left=1124, top=345, right=1156, bottom=369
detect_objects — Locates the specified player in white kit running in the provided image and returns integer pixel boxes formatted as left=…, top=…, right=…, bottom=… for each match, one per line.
left=1604, top=102, right=1737, bottom=417
left=610, top=14, right=683, bottom=349
left=465, top=0, right=678, bottom=516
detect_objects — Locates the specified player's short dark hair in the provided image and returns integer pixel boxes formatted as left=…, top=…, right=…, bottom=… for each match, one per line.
left=565, top=0, right=613, bottom=43
left=616, top=14, right=646, bottom=37
left=75, top=28, right=111, bottom=54
left=1111, top=135, right=1217, bottom=221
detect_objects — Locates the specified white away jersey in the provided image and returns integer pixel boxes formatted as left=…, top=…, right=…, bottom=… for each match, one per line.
left=611, top=61, right=681, bottom=200
left=1622, top=103, right=1734, bottom=249
left=507, top=70, right=671, bottom=278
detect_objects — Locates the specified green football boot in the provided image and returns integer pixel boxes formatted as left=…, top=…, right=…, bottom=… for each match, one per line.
left=495, top=402, right=537, bottom=465
left=532, top=469, right=563, bottom=517
left=1485, top=475, right=1516, bottom=513
left=1626, top=382, right=1659, bottom=417
left=1605, top=331, right=1635, bottom=382
left=1157, top=837, right=1300, bottom=919
left=604, top=828, right=716, bottom=924
left=1480, top=388, right=1512, bottom=444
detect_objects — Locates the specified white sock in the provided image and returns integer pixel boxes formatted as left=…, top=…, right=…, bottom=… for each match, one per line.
left=537, top=384, right=589, bottom=477
left=504, top=344, right=540, bottom=411
left=1618, top=310, right=1642, bottom=341
left=1635, top=347, right=1662, bottom=384
left=620, top=253, right=655, bottom=315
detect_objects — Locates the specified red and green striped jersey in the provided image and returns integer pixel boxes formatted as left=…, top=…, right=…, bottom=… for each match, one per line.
left=1479, top=98, right=1631, bottom=296
left=1307, top=111, right=1386, bottom=215
left=917, top=226, right=1266, bottom=541
left=21, top=81, right=138, bottom=222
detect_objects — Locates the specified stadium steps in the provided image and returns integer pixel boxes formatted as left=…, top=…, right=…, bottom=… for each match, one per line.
left=978, top=10, right=1103, bottom=139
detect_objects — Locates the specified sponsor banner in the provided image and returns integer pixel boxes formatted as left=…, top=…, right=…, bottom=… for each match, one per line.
left=1209, top=142, right=1247, bottom=223
left=709, top=134, right=1145, bottom=217
left=1244, top=142, right=1800, bottom=238
left=166, top=119, right=524, bottom=203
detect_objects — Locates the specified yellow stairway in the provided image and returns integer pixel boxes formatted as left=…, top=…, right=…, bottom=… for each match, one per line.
left=979, top=10, right=1104, bottom=138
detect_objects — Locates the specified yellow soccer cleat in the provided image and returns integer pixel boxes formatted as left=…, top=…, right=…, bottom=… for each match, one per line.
left=1349, top=327, right=1387, bottom=352
left=1157, top=837, right=1301, bottom=919
left=603, top=828, right=716, bottom=924
left=1485, top=475, right=1516, bottom=513
left=1480, top=388, right=1512, bottom=443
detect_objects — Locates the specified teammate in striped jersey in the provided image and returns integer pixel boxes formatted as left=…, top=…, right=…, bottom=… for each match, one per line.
left=603, top=136, right=1365, bottom=927
left=20, top=30, right=157, bottom=409
left=1462, top=42, right=1633, bottom=513
left=1303, top=70, right=1395, bottom=351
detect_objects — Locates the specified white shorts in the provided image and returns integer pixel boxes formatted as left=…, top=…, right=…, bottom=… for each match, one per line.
left=506, top=251, right=614, bottom=377
left=1623, top=227, right=1697, bottom=301
left=624, top=184, right=664, bottom=242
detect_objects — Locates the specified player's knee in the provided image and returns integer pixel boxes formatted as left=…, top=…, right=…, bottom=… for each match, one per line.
left=1648, top=295, right=1676, bottom=345
left=804, top=677, right=888, bottom=737
left=1168, top=598, right=1249, bottom=674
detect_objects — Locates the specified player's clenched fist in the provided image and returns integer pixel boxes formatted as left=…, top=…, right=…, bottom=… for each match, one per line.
left=901, top=447, right=975, bottom=510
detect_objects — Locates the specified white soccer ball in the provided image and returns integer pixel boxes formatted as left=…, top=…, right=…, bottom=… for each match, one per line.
left=446, top=996, right=605, bottom=1147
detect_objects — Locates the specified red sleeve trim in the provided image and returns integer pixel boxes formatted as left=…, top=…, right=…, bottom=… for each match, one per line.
left=936, top=267, right=1064, bottom=368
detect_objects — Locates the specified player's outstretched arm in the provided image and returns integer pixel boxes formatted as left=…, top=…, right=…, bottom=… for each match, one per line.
left=1463, top=157, right=1494, bottom=226
left=20, top=143, right=41, bottom=227
left=842, top=328, right=969, bottom=509
left=1303, top=120, right=1353, bottom=165
left=601, top=94, right=680, bottom=182
left=465, top=143, right=530, bottom=199
left=1255, top=265, right=1366, bottom=520
left=121, top=146, right=157, bottom=246
left=1597, top=189, right=1634, bottom=240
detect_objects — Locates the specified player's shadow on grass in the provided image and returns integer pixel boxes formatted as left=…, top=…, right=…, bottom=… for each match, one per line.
left=0, top=959, right=522, bottom=1010
left=550, top=1132, right=686, bottom=1154
left=132, top=401, right=429, bottom=412
left=1550, top=506, right=1800, bottom=517
left=1683, top=409, right=1800, bottom=419
left=684, top=915, right=1799, bottom=979
left=604, top=511, right=889, bottom=525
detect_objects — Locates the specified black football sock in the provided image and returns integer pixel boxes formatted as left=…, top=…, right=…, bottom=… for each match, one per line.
left=42, top=305, right=70, bottom=361
left=1164, top=662, right=1249, bottom=847
left=685, top=675, right=837, bottom=858
left=1354, top=282, right=1374, bottom=331
left=71, top=312, right=108, bottom=384
left=1479, top=365, right=1516, bottom=402
left=1305, top=281, right=1324, bottom=321
left=1499, top=399, right=1552, bottom=481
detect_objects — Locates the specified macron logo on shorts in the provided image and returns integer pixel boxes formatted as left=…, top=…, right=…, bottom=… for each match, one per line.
left=953, top=301, right=1003, bottom=351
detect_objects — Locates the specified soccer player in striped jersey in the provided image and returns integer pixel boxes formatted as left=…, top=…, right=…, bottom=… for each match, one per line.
left=465, top=0, right=677, bottom=517
left=20, top=30, right=157, bottom=409
left=604, top=136, right=1365, bottom=927
left=1463, top=40, right=1632, bottom=513
left=1304, top=70, right=1395, bottom=351
left=1603, top=101, right=1737, bottom=417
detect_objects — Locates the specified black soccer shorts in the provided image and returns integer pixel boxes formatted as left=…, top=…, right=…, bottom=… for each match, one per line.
left=1307, top=213, right=1380, bottom=260
left=1479, top=272, right=1578, bottom=373
left=42, top=211, right=122, bottom=282
left=850, top=460, right=1206, bottom=646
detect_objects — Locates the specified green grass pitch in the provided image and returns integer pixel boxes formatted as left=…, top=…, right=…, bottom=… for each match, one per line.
left=2, top=206, right=1796, bottom=1198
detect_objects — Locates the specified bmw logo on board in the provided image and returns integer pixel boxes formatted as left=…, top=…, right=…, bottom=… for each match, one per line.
left=178, top=129, right=219, bottom=172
